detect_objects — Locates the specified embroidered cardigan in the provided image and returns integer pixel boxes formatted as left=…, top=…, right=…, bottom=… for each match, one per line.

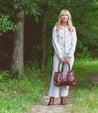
left=52, top=25, right=77, bottom=58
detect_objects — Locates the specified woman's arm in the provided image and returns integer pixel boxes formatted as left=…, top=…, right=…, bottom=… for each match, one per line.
left=67, top=27, right=77, bottom=57
left=52, top=26, right=63, bottom=59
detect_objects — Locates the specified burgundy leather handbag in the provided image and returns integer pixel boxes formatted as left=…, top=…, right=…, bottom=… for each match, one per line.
left=54, top=62, right=76, bottom=86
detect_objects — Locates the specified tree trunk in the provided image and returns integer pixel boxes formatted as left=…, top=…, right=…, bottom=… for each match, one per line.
left=40, top=12, right=47, bottom=69
left=11, top=12, right=24, bottom=76
left=39, top=1, right=48, bottom=69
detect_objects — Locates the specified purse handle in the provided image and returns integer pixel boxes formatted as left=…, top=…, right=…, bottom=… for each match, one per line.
left=58, top=62, right=70, bottom=72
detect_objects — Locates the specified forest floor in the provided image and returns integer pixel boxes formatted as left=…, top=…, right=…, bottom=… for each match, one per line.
left=31, top=95, right=72, bottom=113
left=0, top=59, right=98, bottom=113
left=30, top=74, right=98, bottom=113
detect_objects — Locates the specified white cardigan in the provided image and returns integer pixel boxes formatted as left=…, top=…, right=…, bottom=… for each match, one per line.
left=52, top=25, right=77, bottom=58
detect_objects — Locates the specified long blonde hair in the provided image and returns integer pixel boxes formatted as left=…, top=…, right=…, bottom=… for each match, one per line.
left=56, top=9, right=73, bottom=32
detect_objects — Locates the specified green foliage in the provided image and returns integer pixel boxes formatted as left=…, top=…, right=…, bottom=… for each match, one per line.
left=71, top=87, right=98, bottom=113
left=25, top=59, right=39, bottom=71
left=76, top=45, right=91, bottom=59
left=0, top=0, right=47, bottom=35
left=45, top=0, right=98, bottom=62
left=0, top=70, right=12, bottom=82
left=0, top=15, right=18, bottom=36
left=14, top=0, right=41, bottom=15
left=0, top=0, right=98, bottom=67
left=70, top=59, right=98, bottom=113
left=0, top=64, right=49, bottom=112
left=0, top=58, right=98, bottom=112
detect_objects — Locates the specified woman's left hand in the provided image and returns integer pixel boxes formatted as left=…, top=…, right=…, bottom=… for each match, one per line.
left=65, top=57, right=71, bottom=63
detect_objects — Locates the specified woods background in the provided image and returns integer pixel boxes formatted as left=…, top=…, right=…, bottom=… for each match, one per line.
left=0, top=0, right=98, bottom=73
left=0, top=0, right=98, bottom=113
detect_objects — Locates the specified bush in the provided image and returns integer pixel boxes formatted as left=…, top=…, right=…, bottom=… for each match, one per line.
left=0, top=70, right=12, bottom=82
left=76, top=47, right=91, bottom=59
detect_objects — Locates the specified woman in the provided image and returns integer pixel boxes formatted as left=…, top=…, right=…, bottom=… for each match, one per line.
left=48, top=9, right=77, bottom=105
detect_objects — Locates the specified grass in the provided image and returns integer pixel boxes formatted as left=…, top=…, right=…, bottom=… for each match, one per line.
left=0, top=68, right=49, bottom=113
left=69, top=58, right=98, bottom=113
left=0, top=58, right=98, bottom=113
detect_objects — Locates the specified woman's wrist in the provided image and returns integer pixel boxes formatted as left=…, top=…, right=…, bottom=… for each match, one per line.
left=59, top=58, right=65, bottom=63
left=65, top=57, right=71, bottom=63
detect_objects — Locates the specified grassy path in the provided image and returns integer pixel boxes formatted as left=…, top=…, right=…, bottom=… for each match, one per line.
left=30, top=74, right=98, bottom=113
left=0, top=59, right=98, bottom=113
left=30, top=75, right=98, bottom=113
left=30, top=59, right=98, bottom=113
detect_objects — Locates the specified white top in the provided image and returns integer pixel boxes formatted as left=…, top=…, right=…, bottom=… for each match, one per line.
left=52, top=25, right=77, bottom=58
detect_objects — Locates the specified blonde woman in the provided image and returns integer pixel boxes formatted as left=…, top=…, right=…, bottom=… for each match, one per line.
left=48, top=9, right=77, bottom=105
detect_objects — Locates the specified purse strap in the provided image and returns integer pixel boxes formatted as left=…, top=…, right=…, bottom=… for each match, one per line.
left=58, top=62, right=70, bottom=72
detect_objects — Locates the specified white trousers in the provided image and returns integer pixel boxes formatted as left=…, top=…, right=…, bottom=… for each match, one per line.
left=48, top=54, right=74, bottom=98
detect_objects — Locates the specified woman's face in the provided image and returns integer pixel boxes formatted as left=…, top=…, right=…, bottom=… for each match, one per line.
left=60, top=12, right=69, bottom=23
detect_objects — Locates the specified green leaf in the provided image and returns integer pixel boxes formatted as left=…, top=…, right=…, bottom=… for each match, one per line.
left=34, top=16, right=39, bottom=23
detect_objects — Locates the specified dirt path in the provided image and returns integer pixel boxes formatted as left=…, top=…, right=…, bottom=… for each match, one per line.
left=31, top=96, right=72, bottom=113
left=91, top=74, right=98, bottom=83
left=29, top=74, right=98, bottom=113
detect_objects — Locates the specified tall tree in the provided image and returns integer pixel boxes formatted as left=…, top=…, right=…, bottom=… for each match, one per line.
left=11, top=0, right=41, bottom=76
left=39, top=0, right=48, bottom=69
left=11, top=11, right=24, bottom=76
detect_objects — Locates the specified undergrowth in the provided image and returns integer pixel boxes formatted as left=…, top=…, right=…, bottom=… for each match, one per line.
left=0, top=58, right=98, bottom=113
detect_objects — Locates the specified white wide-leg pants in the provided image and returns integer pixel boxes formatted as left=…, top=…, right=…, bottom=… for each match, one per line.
left=49, top=54, right=74, bottom=98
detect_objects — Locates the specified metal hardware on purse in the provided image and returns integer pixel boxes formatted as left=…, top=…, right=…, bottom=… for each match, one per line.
left=54, top=62, right=76, bottom=86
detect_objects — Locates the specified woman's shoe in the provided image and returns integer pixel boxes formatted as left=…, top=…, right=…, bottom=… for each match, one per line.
left=48, top=97, right=54, bottom=106
left=60, top=97, right=66, bottom=105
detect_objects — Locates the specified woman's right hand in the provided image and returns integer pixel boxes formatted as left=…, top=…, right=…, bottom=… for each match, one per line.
left=59, top=58, right=65, bottom=63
